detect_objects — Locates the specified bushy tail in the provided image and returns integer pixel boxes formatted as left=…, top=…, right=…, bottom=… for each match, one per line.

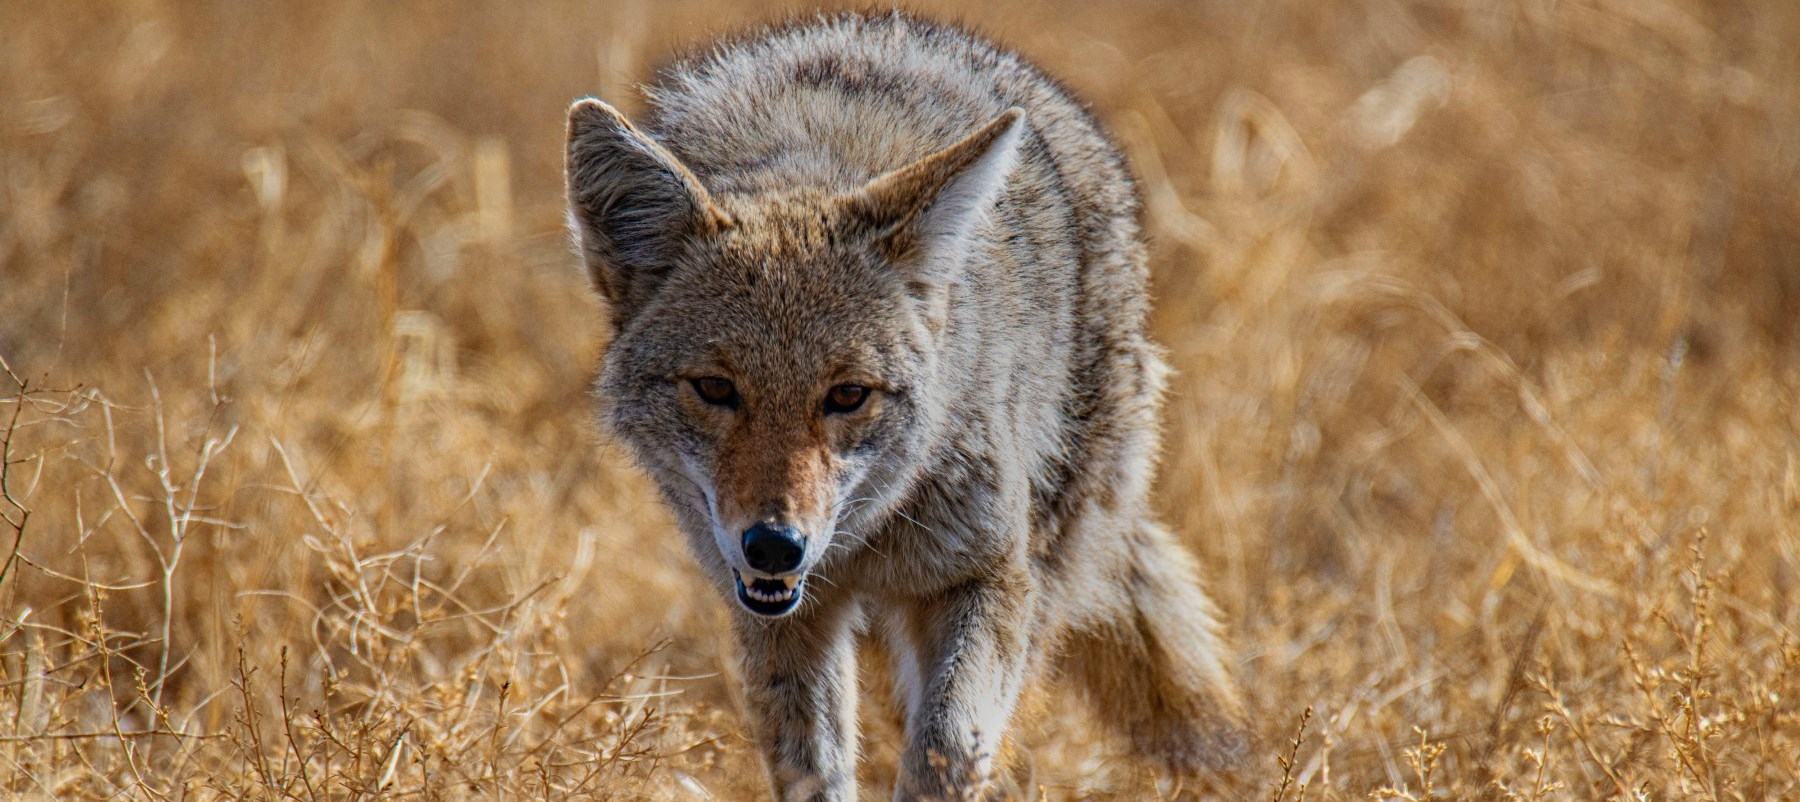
left=1060, top=520, right=1250, bottom=774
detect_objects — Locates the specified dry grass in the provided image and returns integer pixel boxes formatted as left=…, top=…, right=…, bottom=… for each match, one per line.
left=3, top=0, right=1798, bottom=798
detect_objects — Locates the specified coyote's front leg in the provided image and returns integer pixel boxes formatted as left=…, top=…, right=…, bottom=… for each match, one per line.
left=893, top=573, right=1034, bottom=801
left=735, top=600, right=861, bottom=802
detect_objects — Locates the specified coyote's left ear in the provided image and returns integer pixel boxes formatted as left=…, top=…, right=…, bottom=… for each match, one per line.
left=846, top=108, right=1026, bottom=294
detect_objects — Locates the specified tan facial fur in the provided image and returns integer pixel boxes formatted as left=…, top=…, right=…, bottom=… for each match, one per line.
left=695, top=360, right=877, bottom=562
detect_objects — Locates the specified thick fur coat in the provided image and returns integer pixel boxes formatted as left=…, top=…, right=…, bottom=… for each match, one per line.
left=564, top=12, right=1246, bottom=800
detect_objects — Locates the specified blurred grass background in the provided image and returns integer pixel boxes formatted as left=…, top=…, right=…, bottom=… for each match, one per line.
left=2, top=0, right=1797, bottom=798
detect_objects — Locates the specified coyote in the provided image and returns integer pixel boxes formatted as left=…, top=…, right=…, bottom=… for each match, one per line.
left=565, top=12, right=1246, bottom=800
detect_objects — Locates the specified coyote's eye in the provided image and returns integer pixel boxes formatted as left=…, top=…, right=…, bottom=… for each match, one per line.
left=691, top=377, right=738, bottom=408
left=823, top=384, right=870, bottom=415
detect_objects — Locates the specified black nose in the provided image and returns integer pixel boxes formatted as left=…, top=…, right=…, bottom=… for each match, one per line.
left=741, top=522, right=805, bottom=574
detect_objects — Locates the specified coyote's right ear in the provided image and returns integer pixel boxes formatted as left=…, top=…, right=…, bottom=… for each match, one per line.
left=565, top=99, right=732, bottom=309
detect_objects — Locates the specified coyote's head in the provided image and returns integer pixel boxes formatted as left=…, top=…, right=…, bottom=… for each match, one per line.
left=566, top=99, right=1024, bottom=617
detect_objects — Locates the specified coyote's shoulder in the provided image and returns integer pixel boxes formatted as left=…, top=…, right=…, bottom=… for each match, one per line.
left=565, top=11, right=1243, bottom=800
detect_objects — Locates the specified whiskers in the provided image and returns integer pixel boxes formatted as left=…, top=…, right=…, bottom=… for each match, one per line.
left=827, top=494, right=888, bottom=558
left=835, top=494, right=880, bottom=517
left=864, top=474, right=937, bottom=537
left=821, top=530, right=874, bottom=562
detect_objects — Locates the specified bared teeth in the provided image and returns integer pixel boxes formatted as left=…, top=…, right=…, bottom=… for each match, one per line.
left=747, top=584, right=793, bottom=602
left=739, top=573, right=804, bottom=606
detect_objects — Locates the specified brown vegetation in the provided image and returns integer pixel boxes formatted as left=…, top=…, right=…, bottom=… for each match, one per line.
left=2, top=0, right=1797, bottom=798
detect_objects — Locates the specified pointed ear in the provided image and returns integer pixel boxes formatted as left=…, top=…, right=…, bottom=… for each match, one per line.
left=565, top=98, right=732, bottom=309
left=845, top=108, right=1026, bottom=292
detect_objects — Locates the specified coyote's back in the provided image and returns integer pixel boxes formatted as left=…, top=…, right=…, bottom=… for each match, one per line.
left=565, top=12, right=1244, bottom=800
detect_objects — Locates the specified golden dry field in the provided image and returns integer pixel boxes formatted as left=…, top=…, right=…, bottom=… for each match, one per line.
left=3, top=0, right=1798, bottom=798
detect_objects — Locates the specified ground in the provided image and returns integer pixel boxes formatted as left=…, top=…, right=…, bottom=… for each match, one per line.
left=1, top=0, right=1797, bottom=798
